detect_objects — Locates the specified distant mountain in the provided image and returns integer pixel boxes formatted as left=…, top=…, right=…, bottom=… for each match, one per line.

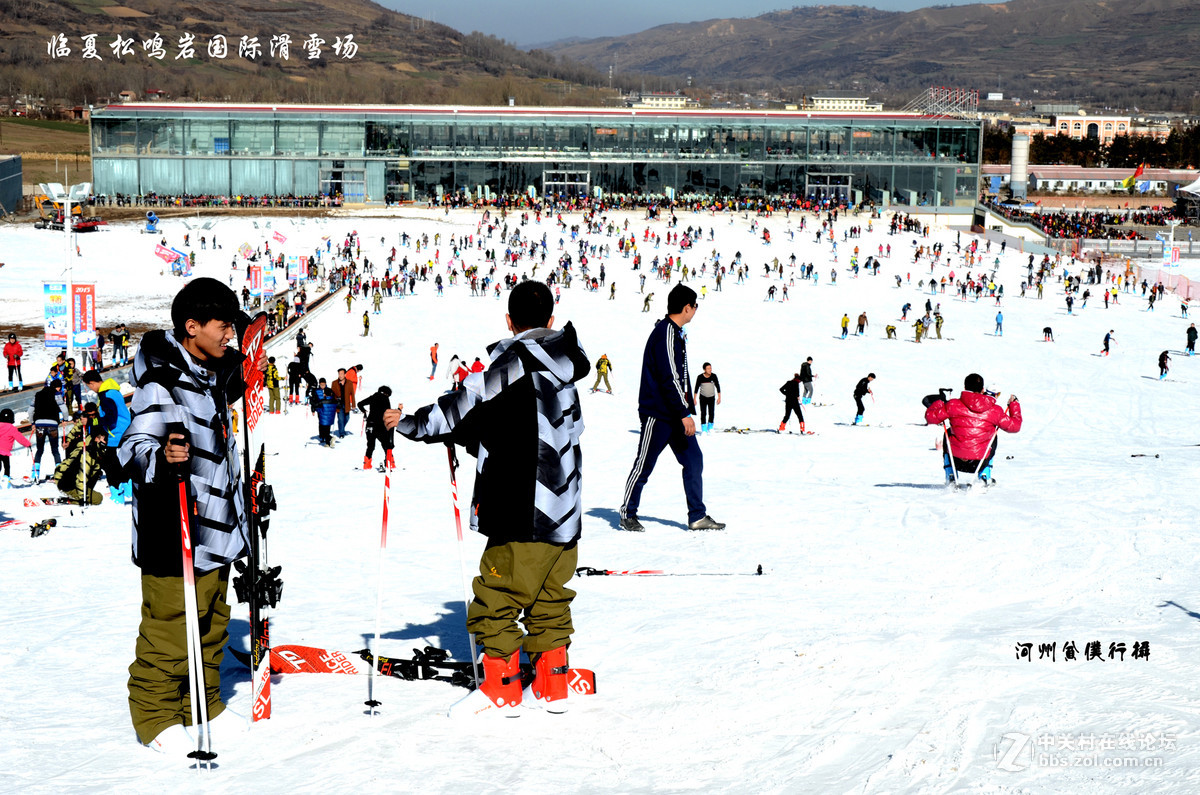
left=0, top=0, right=619, bottom=107
left=545, top=0, right=1200, bottom=112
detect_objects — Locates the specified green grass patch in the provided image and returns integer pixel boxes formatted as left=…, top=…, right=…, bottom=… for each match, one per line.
left=2, top=118, right=90, bottom=133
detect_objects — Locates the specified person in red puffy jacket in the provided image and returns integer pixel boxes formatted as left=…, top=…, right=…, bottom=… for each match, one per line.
left=924, top=373, right=1021, bottom=486
left=4, top=333, right=23, bottom=390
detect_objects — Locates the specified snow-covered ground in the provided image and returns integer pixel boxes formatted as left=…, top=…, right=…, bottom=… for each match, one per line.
left=1, top=206, right=1197, bottom=793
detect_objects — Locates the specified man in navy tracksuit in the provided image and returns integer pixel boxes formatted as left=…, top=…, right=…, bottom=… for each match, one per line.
left=619, top=284, right=725, bottom=532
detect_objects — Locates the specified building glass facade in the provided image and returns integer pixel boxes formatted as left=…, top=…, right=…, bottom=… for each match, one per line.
left=90, top=104, right=982, bottom=206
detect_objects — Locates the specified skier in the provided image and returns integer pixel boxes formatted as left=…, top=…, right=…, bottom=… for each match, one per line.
left=778, top=374, right=806, bottom=433
left=118, top=278, right=261, bottom=754
left=362, top=311, right=370, bottom=337
left=30, top=379, right=63, bottom=481
left=310, top=377, right=338, bottom=446
left=924, top=373, right=1021, bottom=486
left=856, top=312, right=868, bottom=336
left=264, top=357, right=282, bottom=414
left=286, top=355, right=304, bottom=405
left=1187, top=323, right=1197, bottom=356
left=428, top=342, right=439, bottom=380
left=0, top=407, right=31, bottom=487
left=1158, top=350, right=1171, bottom=380
left=592, top=353, right=614, bottom=393
left=1102, top=330, right=1115, bottom=356
left=619, top=284, right=724, bottom=533
left=799, top=356, right=816, bottom=404
left=994, top=311, right=1003, bottom=336
left=1043, top=327, right=1054, bottom=342
left=384, top=280, right=590, bottom=715
left=885, top=325, right=897, bottom=339
left=4, top=332, right=23, bottom=391
left=840, top=314, right=850, bottom=339
left=357, top=385, right=395, bottom=470
left=852, top=373, right=875, bottom=425
left=694, top=362, right=721, bottom=432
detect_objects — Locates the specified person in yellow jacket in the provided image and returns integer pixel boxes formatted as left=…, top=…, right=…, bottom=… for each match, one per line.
left=840, top=314, right=850, bottom=339
left=591, top=354, right=613, bottom=393
left=265, top=356, right=282, bottom=414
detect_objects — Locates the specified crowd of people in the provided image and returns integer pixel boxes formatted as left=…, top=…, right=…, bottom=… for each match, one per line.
left=985, top=200, right=1181, bottom=240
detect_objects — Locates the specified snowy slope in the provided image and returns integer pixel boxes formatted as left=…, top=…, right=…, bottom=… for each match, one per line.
left=1, top=207, right=1197, bottom=793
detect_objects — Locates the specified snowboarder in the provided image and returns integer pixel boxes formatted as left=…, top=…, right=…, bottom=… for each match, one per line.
left=852, top=373, right=875, bottom=425
left=592, top=353, right=614, bottom=393
left=778, top=374, right=806, bottom=433
left=924, top=373, right=1021, bottom=486
left=620, top=284, right=724, bottom=533
left=117, top=278, right=261, bottom=753
left=384, top=280, right=590, bottom=715
left=694, top=362, right=721, bottom=432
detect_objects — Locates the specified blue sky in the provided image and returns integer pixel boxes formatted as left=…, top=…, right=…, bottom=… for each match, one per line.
left=380, top=0, right=983, bottom=47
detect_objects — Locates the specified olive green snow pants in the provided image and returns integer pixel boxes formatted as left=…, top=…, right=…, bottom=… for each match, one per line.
left=128, top=565, right=230, bottom=744
left=467, top=539, right=577, bottom=659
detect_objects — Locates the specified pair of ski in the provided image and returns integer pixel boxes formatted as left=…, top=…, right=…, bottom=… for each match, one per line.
left=228, top=643, right=597, bottom=696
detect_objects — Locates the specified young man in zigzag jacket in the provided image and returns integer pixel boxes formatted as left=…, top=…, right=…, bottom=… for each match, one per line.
left=619, top=283, right=724, bottom=532
left=118, top=278, right=261, bottom=754
left=384, top=280, right=590, bottom=716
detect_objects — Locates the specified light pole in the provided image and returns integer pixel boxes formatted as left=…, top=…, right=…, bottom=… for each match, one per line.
left=63, top=180, right=91, bottom=369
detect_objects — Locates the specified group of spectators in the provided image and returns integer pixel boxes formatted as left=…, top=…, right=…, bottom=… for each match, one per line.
left=986, top=201, right=1183, bottom=240
left=87, top=194, right=344, bottom=209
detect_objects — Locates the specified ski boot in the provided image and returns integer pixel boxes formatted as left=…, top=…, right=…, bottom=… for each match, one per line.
left=778, top=421, right=786, bottom=432
left=31, top=463, right=40, bottom=483
left=449, top=650, right=522, bottom=718
left=363, top=456, right=372, bottom=470
left=522, top=645, right=569, bottom=713
left=798, top=422, right=807, bottom=434
left=853, top=415, right=863, bottom=425
left=384, top=450, right=395, bottom=470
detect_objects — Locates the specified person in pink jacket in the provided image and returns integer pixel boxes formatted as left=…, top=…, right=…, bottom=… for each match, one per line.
left=924, top=373, right=1021, bottom=486
left=0, top=408, right=33, bottom=485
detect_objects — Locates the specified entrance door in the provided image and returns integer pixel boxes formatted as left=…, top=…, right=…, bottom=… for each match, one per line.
left=543, top=168, right=590, bottom=197
left=320, top=168, right=366, bottom=202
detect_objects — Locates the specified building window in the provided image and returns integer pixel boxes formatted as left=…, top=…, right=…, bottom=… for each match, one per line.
left=1104, top=123, right=1113, bottom=130
left=1118, top=124, right=1127, bottom=131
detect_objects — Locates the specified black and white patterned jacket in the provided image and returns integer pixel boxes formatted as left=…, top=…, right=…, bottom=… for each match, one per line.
left=396, top=322, right=589, bottom=545
left=118, top=330, right=249, bottom=576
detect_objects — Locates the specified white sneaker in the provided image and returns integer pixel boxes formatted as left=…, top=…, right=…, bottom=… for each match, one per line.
left=145, top=723, right=194, bottom=756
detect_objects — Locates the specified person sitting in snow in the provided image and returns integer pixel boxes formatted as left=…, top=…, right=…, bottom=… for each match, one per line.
left=923, top=373, right=1021, bottom=487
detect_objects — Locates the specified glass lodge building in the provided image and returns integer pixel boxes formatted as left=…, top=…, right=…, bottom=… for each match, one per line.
left=90, top=104, right=983, bottom=206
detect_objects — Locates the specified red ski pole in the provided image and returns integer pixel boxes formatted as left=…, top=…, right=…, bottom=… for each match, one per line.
left=366, top=472, right=389, bottom=714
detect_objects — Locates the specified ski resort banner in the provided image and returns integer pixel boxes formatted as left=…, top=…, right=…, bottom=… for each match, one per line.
left=249, top=263, right=262, bottom=297
left=263, top=261, right=276, bottom=299
left=273, top=231, right=287, bottom=244
left=239, top=242, right=253, bottom=260
left=286, top=255, right=299, bottom=283
left=43, top=282, right=97, bottom=349
left=153, top=243, right=176, bottom=264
